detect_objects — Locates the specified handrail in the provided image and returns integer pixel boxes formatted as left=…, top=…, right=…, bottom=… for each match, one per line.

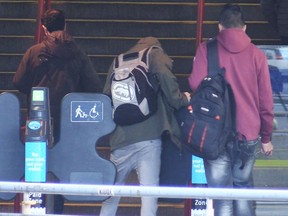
left=34, top=0, right=51, bottom=43
left=3, top=182, right=288, bottom=201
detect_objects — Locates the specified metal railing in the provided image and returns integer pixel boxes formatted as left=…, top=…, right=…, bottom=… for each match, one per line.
left=35, top=0, right=51, bottom=43
left=196, top=0, right=205, bottom=47
left=2, top=181, right=288, bottom=201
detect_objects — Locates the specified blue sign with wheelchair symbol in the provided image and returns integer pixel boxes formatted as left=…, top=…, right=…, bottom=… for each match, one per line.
left=71, top=101, right=103, bottom=122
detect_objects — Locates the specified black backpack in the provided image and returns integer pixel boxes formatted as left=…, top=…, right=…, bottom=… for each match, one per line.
left=179, top=39, right=236, bottom=160
left=110, top=46, right=159, bottom=126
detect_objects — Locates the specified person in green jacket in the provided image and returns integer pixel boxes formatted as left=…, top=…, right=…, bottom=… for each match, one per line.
left=100, top=37, right=190, bottom=216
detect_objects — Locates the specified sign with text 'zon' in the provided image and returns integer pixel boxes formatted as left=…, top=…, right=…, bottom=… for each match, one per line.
left=191, top=155, right=207, bottom=216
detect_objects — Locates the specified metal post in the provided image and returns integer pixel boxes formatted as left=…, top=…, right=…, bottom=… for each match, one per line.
left=196, top=0, right=205, bottom=48
left=22, top=193, right=36, bottom=215
left=35, top=0, right=51, bottom=44
left=206, top=199, right=214, bottom=216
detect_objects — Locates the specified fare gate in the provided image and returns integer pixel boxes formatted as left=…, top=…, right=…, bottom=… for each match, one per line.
left=0, top=92, right=24, bottom=201
left=0, top=89, right=117, bottom=214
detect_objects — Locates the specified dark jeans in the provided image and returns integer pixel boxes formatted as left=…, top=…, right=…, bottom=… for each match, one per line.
left=204, top=139, right=258, bottom=216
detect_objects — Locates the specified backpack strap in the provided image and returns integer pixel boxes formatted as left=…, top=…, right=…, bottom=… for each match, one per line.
left=207, top=38, right=238, bottom=157
left=113, top=46, right=162, bottom=71
left=114, top=55, right=120, bottom=69
left=140, top=48, right=150, bottom=65
left=207, top=38, right=221, bottom=76
left=139, top=46, right=162, bottom=68
left=114, top=50, right=145, bottom=70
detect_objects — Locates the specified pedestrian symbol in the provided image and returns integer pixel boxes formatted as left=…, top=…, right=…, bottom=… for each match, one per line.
left=71, top=101, right=103, bottom=122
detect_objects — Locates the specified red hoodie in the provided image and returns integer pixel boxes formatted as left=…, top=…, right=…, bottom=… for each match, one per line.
left=189, top=28, right=274, bottom=143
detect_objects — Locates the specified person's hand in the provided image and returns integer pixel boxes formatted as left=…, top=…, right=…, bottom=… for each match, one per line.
left=261, top=141, right=273, bottom=156
left=184, top=92, right=191, bottom=102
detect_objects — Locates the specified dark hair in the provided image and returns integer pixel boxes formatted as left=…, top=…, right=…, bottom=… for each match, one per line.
left=219, top=3, right=245, bottom=29
left=41, top=9, right=65, bottom=32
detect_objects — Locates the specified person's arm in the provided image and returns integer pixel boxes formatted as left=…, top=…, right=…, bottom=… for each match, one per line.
left=257, top=51, right=274, bottom=144
left=149, top=48, right=189, bottom=109
left=261, top=141, right=273, bottom=156
left=13, top=48, right=34, bottom=94
left=188, top=42, right=208, bottom=91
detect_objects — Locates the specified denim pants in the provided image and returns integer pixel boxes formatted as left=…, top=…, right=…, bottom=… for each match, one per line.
left=100, top=139, right=162, bottom=216
left=204, top=138, right=258, bottom=216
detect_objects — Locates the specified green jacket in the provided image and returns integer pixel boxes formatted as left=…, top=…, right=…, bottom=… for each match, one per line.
left=103, top=37, right=189, bottom=151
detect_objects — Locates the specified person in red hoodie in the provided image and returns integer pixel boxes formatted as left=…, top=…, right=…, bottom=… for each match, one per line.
left=189, top=4, right=274, bottom=216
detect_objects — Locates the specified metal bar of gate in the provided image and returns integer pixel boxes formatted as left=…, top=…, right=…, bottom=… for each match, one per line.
left=1, top=182, right=288, bottom=201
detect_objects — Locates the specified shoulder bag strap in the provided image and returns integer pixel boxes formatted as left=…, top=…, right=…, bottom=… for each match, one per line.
left=207, top=38, right=221, bottom=76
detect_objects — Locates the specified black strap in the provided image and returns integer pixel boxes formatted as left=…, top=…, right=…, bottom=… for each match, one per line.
left=207, top=38, right=220, bottom=76
left=207, top=38, right=239, bottom=159
left=123, top=52, right=139, bottom=61
left=207, top=38, right=236, bottom=123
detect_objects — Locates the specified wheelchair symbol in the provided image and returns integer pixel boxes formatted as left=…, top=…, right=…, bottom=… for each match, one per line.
left=89, top=104, right=100, bottom=119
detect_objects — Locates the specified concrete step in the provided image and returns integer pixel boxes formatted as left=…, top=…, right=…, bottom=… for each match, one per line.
left=1, top=201, right=288, bottom=215
left=0, top=201, right=184, bottom=215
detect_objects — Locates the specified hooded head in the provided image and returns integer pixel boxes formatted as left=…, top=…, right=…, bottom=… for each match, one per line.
left=129, top=37, right=162, bottom=53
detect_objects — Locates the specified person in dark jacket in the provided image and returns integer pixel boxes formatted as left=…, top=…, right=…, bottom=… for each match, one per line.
left=13, top=9, right=102, bottom=214
left=261, top=0, right=288, bottom=45
left=100, top=37, right=190, bottom=216
left=189, top=4, right=274, bottom=216
left=13, top=9, right=102, bottom=143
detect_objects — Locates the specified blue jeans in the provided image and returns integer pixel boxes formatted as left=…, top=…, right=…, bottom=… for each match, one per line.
left=100, top=139, right=162, bottom=216
left=204, top=139, right=258, bottom=216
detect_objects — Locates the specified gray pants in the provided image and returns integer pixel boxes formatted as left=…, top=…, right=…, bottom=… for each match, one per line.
left=100, top=139, right=162, bottom=216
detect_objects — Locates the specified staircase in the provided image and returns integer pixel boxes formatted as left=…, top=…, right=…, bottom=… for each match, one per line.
left=0, top=0, right=287, bottom=215
left=0, top=0, right=282, bottom=120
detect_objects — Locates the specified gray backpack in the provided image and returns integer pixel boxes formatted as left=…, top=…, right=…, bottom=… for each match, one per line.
left=110, top=46, right=160, bottom=125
